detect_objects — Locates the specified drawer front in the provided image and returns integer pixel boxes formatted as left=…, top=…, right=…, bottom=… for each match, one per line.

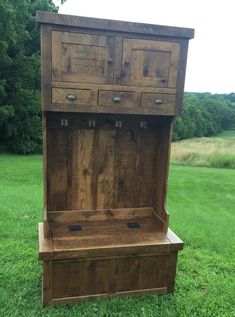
left=99, top=91, right=138, bottom=108
left=52, top=88, right=92, bottom=105
left=141, top=93, right=176, bottom=114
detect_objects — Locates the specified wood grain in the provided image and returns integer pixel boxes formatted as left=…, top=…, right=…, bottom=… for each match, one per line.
left=115, top=127, right=138, bottom=208
left=36, top=11, right=194, bottom=39
left=38, top=12, right=191, bottom=306
left=70, top=129, right=95, bottom=210
left=94, top=129, right=116, bottom=209
left=47, top=128, right=68, bottom=211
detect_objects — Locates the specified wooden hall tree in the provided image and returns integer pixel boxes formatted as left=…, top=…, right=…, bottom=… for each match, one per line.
left=36, top=11, right=194, bottom=306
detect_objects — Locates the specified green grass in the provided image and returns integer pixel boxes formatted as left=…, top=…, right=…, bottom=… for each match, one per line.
left=0, top=154, right=235, bottom=317
left=171, top=130, right=235, bottom=168
left=215, top=130, right=235, bottom=138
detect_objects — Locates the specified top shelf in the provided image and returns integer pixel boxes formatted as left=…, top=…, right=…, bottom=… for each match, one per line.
left=36, top=11, right=194, bottom=39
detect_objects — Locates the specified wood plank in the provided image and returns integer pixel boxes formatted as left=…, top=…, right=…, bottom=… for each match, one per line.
left=93, top=129, right=116, bottom=209
left=52, top=259, right=109, bottom=298
left=113, top=257, right=140, bottom=291
left=42, top=261, right=53, bottom=307
left=138, top=255, right=168, bottom=289
left=154, top=118, right=173, bottom=227
left=137, top=129, right=157, bottom=207
left=167, top=252, right=178, bottom=292
left=47, top=128, right=68, bottom=211
left=38, top=223, right=53, bottom=260
left=175, top=40, right=189, bottom=114
left=36, top=11, right=194, bottom=39
left=115, top=127, right=138, bottom=208
left=51, top=81, right=177, bottom=94
left=167, top=228, right=184, bottom=250
left=51, top=31, right=62, bottom=81
left=61, top=31, right=106, bottom=46
left=114, top=36, right=123, bottom=85
left=168, top=42, right=181, bottom=88
left=41, top=25, right=52, bottom=109
left=48, top=207, right=154, bottom=223
left=50, top=287, right=167, bottom=306
left=70, top=129, right=95, bottom=210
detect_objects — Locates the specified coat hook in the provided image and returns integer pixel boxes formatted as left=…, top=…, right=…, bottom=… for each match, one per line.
left=115, top=121, right=122, bottom=128
left=61, top=119, right=68, bottom=127
left=140, top=121, right=147, bottom=128
left=88, top=120, right=96, bottom=128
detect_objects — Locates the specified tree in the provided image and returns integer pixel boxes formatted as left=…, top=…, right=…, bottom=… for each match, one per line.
left=0, top=0, right=58, bottom=153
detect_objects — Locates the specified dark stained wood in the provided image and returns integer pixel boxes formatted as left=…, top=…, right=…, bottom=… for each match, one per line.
left=167, top=252, right=178, bottom=292
left=42, top=261, right=52, bottom=307
left=99, top=90, right=139, bottom=109
left=122, top=39, right=180, bottom=88
left=115, top=127, right=138, bottom=208
left=141, top=93, right=176, bottom=115
left=47, top=127, right=68, bottom=211
left=69, top=129, right=95, bottom=210
left=93, top=128, right=116, bottom=209
left=175, top=40, right=189, bottom=114
left=137, top=129, right=157, bottom=207
left=38, top=12, right=192, bottom=306
left=36, top=11, right=194, bottom=39
left=40, top=24, right=52, bottom=110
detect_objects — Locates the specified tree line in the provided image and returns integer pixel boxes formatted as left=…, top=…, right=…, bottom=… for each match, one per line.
left=0, top=1, right=235, bottom=153
left=172, top=93, right=235, bottom=141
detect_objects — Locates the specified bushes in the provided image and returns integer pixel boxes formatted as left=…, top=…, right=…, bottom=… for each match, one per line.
left=172, top=93, right=235, bottom=141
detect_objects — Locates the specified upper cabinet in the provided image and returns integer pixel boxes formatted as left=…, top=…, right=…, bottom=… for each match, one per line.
left=121, top=39, right=180, bottom=88
left=37, top=12, right=194, bottom=115
left=52, top=31, right=115, bottom=84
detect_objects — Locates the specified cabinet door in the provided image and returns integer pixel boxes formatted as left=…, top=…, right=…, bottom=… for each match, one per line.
left=52, top=31, right=115, bottom=84
left=122, top=38, right=180, bottom=88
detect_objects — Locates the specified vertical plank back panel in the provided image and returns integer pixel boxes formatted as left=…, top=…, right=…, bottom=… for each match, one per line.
left=47, top=128, right=68, bottom=211
left=115, top=127, right=138, bottom=208
left=69, top=129, right=95, bottom=210
left=94, top=129, right=116, bottom=209
left=137, top=128, right=157, bottom=207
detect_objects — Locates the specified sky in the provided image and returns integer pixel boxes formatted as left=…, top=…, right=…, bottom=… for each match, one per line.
left=56, top=0, right=235, bottom=94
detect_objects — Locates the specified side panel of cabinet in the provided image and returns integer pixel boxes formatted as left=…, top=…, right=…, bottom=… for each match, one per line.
left=52, top=31, right=115, bottom=84
left=122, top=38, right=180, bottom=88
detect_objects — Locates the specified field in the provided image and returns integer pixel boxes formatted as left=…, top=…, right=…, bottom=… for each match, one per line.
left=171, top=130, right=235, bottom=168
left=0, top=154, right=235, bottom=317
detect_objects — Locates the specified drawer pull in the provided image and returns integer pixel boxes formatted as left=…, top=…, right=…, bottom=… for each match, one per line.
left=124, top=59, right=130, bottom=65
left=107, top=57, right=113, bottom=64
left=66, top=94, right=77, bottom=101
left=112, top=96, right=122, bottom=103
left=155, top=98, right=164, bottom=105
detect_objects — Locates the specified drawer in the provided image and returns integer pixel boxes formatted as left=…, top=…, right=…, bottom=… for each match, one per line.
left=52, top=88, right=92, bottom=105
left=141, top=93, right=176, bottom=114
left=99, top=91, right=138, bottom=108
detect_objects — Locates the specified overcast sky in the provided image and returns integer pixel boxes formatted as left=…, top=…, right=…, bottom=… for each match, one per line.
left=57, top=0, right=235, bottom=94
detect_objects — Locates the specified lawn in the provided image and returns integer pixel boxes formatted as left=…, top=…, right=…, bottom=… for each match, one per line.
left=0, top=154, right=235, bottom=317
left=171, top=130, right=235, bottom=168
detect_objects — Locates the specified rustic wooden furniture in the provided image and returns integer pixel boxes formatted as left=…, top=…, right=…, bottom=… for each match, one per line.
left=36, top=11, right=194, bottom=306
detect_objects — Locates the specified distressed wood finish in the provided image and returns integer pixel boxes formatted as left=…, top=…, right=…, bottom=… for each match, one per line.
left=38, top=12, right=193, bottom=115
left=37, top=12, right=193, bottom=306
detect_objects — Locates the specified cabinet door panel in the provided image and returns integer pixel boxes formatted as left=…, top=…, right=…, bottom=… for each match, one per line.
left=52, top=31, right=115, bottom=84
left=122, top=38, right=180, bottom=88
